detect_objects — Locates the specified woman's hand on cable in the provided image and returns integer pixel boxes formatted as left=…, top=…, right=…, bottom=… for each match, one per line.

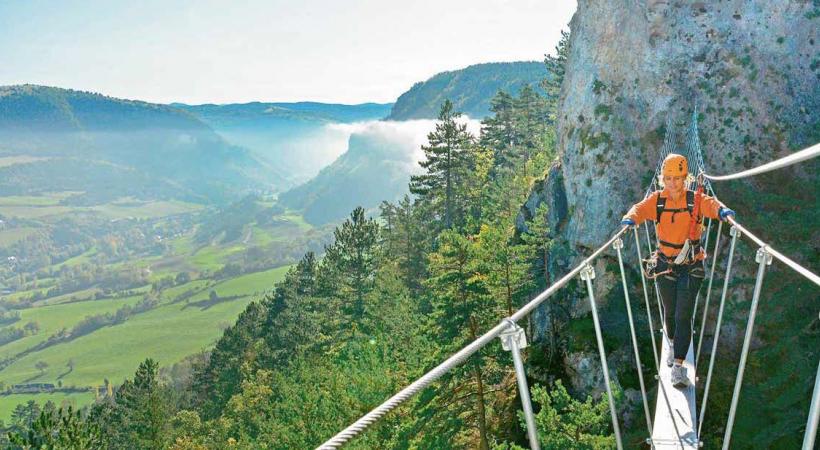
left=718, top=207, right=736, bottom=222
left=621, top=217, right=636, bottom=227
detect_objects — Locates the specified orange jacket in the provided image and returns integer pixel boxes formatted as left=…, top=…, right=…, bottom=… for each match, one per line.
left=624, top=190, right=722, bottom=257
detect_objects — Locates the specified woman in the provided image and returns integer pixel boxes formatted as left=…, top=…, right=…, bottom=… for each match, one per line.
left=620, top=153, right=735, bottom=388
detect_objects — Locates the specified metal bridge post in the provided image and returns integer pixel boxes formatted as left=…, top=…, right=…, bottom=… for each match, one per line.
left=634, top=227, right=660, bottom=372
left=722, top=246, right=772, bottom=450
left=646, top=223, right=665, bottom=328
left=803, top=358, right=820, bottom=449
left=613, top=237, right=652, bottom=436
left=500, top=319, right=540, bottom=450
left=696, top=220, right=724, bottom=366
left=698, top=225, right=739, bottom=437
left=580, top=263, right=624, bottom=450
left=693, top=218, right=715, bottom=323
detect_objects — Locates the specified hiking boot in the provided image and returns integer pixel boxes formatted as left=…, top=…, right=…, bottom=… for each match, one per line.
left=671, top=364, right=690, bottom=388
left=663, top=332, right=674, bottom=367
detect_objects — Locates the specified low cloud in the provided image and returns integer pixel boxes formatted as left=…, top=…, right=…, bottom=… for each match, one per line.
left=324, top=116, right=483, bottom=172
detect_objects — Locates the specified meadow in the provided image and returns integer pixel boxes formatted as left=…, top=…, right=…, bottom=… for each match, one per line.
left=0, top=193, right=306, bottom=419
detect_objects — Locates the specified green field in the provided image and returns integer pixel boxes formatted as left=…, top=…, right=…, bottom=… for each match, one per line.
left=0, top=295, right=256, bottom=387
left=0, top=392, right=95, bottom=422
left=0, top=265, right=291, bottom=416
left=0, top=295, right=144, bottom=359
left=0, top=191, right=313, bottom=420
left=186, top=265, right=291, bottom=301
left=89, top=199, right=203, bottom=219
left=0, top=191, right=80, bottom=207
left=51, top=247, right=98, bottom=270
left=189, top=244, right=245, bottom=271
left=0, top=205, right=75, bottom=219
left=0, top=195, right=201, bottom=220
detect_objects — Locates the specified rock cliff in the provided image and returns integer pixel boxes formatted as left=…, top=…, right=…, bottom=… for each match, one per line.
left=518, top=1, right=818, bottom=445
left=538, top=0, right=818, bottom=251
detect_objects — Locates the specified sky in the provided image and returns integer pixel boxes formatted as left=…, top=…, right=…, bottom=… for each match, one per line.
left=0, top=0, right=576, bottom=105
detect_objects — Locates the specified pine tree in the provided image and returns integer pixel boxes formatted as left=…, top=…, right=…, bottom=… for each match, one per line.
left=424, top=230, right=496, bottom=450
left=92, top=358, right=171, bottom=449
left=481, top=90, right=520, bottom=173
left=322, top=206, right=381, bottom=326
left=193, top=301, right=268, bottom=419
left=410, top=100, right=476, bottom=229
left=514, top=85, right=550, bottom=176
left=379, top=195, right=430, bottom=295
left=267, top=250, right=337, bottom=363
left=475, top=223, right=532, bottom=317
left=9, top=400, right=40, bottom=433
left=542, top=29, right=571, bottom=121
left=7, top=405, right=104, bottom=449
left=521, top=202, right=552, bottom=288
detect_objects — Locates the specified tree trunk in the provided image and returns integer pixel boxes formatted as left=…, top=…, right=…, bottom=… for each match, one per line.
left=445, top=144, right=453, bottom=229
left=505, top=260, right=513, bottom=316
left=469, top=316, right=490, bottom=450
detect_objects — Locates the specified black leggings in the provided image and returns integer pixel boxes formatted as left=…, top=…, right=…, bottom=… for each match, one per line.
left=657, top=261, right=705, bottom=360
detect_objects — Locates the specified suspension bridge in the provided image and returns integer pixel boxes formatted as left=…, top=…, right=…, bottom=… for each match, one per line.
left=318, top=114, right=820, bottom=449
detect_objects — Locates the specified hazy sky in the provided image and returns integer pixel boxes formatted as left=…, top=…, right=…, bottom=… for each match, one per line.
left=0, top=0, right=576, bottom=104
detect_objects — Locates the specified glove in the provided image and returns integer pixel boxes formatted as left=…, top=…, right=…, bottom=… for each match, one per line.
left=621, top=218, right=636, bottom=226
left=718, top=207, right=735, bottom=221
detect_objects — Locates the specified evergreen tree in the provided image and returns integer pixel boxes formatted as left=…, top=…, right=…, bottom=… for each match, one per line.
left=321, top=207, right=380, bottom=326
left=193, top=301, right=268, bottom=419
left=521, top=202, right=552, bottom=287
left=7, top=405, right=104, bottom=450
left=513, top=85, right=551, bottom=176
left=481, top=90, right=520, bottom=173
left=475, top=223, right=532, bottom=317
left=92, top=358, right=171, bottom=449
left=410, top=100, right=476, bottom=229
left=495, top=380, right=616, bottom=450
left=379, top=196, right=430, bottom=295
left=542, top=29, right=571, bottom=120
left=9, top=400, right=40, bottom=434
left=423, top=230, right=496, bottom=449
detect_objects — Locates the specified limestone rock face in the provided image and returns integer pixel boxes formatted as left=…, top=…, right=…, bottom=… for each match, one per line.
left=525, top=0, right=818, bottom=253
left=518, top=2, right=818, bottom=439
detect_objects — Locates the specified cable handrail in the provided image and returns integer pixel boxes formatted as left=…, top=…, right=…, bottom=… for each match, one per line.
left=320, top=139, right=820, bottom=449
left=320, top=214, right=816, bottom=449
left=702, top=142, right=820, bottom=181
left=317, top=226, right=630, bottom=449
left=726, top=217, right=820, bottom=287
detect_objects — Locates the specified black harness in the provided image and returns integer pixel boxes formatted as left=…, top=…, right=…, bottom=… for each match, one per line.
left=654, top=190, right=700, bottom=250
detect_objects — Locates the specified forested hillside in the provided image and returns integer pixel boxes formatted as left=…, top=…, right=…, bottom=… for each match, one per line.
left=277, top=120, right=432, bottom=225
left=2, top=40, right=598, bottom=449
left=0, top=85, right=282, bottom=202
left=279, top=62, right=551, bottom=226
left=388, top=61, right=548, bottom=120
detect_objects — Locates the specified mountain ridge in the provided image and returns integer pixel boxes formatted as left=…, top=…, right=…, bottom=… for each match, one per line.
left=388, top=61, right=549, bottom=120
left=0, top=85, right=283, bottom=203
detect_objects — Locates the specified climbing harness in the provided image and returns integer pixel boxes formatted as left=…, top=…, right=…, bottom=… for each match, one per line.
left=645, top=173, right=708, bottom=274
left=643, top=250, right=673, bottom=280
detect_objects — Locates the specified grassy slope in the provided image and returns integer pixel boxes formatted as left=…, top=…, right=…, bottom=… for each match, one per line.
left=0, top=266, right=291, bottom=415
left=0, top=198, right=203, bottom=221
left=0, top=193, right=307, bottom=419
left=0, top=296, right=144, bottom=359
